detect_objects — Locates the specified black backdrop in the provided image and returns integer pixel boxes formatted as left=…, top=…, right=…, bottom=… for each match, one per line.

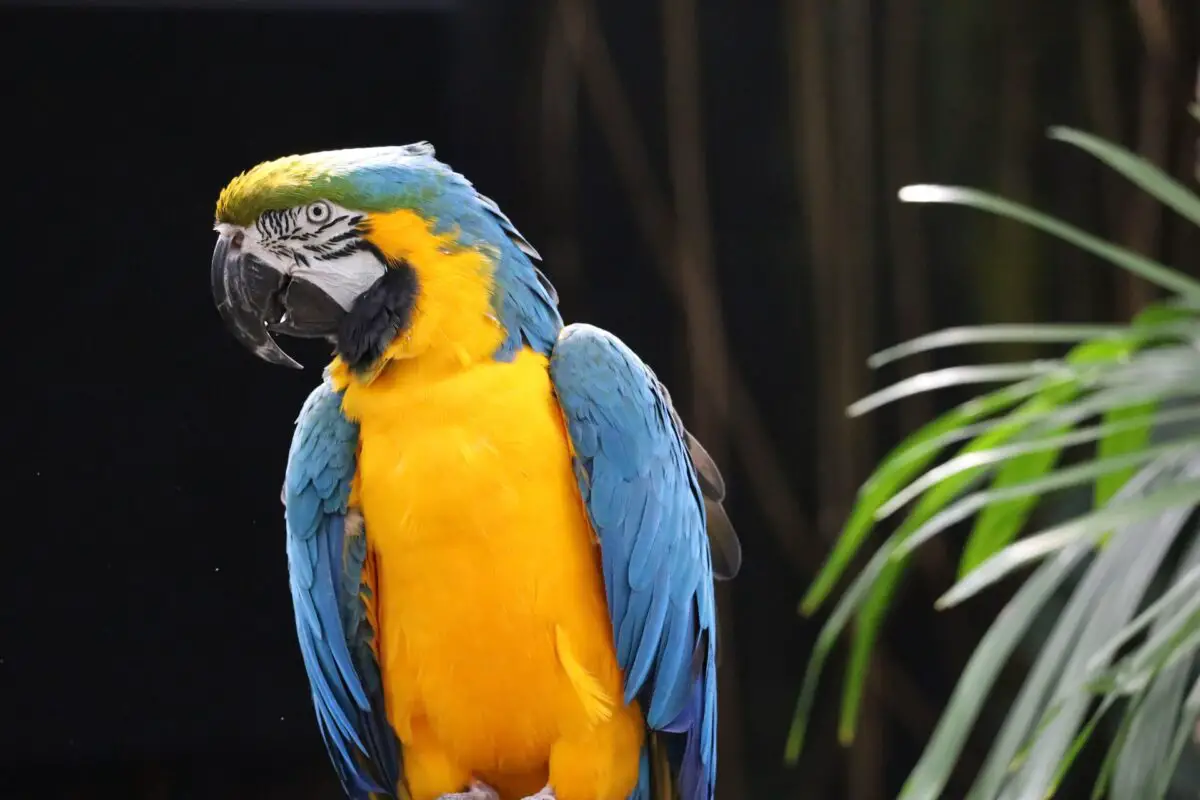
left=0, top=2, right=833, bottom=797
left=0, top=0, right=456, bottom=774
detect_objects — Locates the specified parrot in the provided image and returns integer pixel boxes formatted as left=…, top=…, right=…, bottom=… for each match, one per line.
left=209, top=143, right=741, bottom=800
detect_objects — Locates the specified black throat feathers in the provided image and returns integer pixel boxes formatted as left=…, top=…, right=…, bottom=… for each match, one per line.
left=335, top=259, right=418, bottom=373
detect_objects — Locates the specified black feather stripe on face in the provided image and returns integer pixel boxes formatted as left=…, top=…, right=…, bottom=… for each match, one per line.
left=335, top=258, right=418, bottom=372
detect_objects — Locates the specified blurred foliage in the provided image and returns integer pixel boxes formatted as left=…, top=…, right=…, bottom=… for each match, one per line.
left=8, top=0, right=1200, bottom=798
left=520, top=0, right=1200, bottom=797
left=791, top=121, right=1200, bottom=798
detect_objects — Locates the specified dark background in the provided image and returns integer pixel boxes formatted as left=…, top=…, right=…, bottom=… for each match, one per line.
left=1, top=1, right=1198, bottom=798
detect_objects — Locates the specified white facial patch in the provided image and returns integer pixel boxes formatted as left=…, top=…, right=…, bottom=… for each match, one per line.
left=216, top=200, right=386, bottom=311
left=296, top=248, right=387, bottom=311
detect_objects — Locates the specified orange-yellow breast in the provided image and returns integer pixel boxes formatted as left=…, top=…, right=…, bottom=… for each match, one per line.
left=336, top=347, right=640, bottom=797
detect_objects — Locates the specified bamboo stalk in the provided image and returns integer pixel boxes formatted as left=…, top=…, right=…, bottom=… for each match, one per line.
left=660, top=0, right=745, bottom=794
left=784, top=0, right=842, bottom=547
left=883, top=0, right=934, bottom=432
left=557, top=0, right=941, bottom=782
left=1195, top=61, right=1200, bottom=185
left=661, top=0, right=731, bottom=452
left=828, top=0, right=882, bottom=795
left=538, top=0, right=584, bottom=293
left=1123, top=0, right=1177, bottom=314
left=1078, top=0, right=1121, bottom=320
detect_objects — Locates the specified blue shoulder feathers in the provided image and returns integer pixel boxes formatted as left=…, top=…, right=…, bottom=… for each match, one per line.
left=550, top=323, right=719, bottom=800
left=284, top=380, right=400, bottom=799
left=340, top=145, right=562, bottom=361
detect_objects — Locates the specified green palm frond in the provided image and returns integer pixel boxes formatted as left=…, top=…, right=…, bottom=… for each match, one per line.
left=787, top=125, right=1200, bottom=799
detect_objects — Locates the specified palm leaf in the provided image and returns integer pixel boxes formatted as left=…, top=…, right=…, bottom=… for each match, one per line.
left=938, top=474, right=1200, bottom=609
left=959, top=461, right=1200, bottom=799
left=961, top=307, right=1197, bottom=575
left=896, top=184, right=1200, bottom=298
left=800, top=377, right=1050, bottom=615
left=896, top=543, right=1092, bottom=800
left=1048, top=127, right=1200, bottom=228
left=793, top=119, right=1200, bottom=799
left=1110, top=537, right=1200, bottom=799
left=868, top=324, right=1130, bottom=368
left=1158, top=676, right=1200, bottom=797
left=1093, top=306, right=1200, bottom=510
left=841, top=355, right=1200, bottom=741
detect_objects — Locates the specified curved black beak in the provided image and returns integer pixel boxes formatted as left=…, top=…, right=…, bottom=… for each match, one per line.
left=210, top=233, right=302, bottom=369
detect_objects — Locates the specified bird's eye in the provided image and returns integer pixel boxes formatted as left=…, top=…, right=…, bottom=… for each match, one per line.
left=306, top=201, right=331, bottom=225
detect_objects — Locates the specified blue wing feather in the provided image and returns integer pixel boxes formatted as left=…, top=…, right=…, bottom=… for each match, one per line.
left=549, top=323, right=719, bottom=800
left=284, top=379, right=401, bottom=799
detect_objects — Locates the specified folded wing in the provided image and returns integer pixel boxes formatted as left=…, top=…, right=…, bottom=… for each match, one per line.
left=550, top=323, right=719, bottom=800
left=283, top=380, right=401, bottom=799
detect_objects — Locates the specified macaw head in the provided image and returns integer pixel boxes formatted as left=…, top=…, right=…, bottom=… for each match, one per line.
left=211, top=143, right=561, bottom=377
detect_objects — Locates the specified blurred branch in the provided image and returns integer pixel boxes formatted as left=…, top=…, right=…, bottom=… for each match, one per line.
left=783, top=0, right=844, bottom=547
left=557, top=0, right=941, bottom=780
left=979, top=0, right=1040, bottom=336
left=557, top=0, right=814, bottom=560
left=828, top=0, right=883, bottom=795
left=880, top=0, right=980, bottom=682
left=1133, top=0, right=1172, bottom=60
left=660, top=0, right=745, bottom=795
left=557, top=0, right=674, bottom=243
left=662, top=0, right=730, bottom=449
left=883, top=0, right=934, bottom=432
left=784, top=0, right=967, bottom=602
left=537, top=0, right=584, bottom=292
left=1195, top=61, right=1200, bottom=185
left=1122, top=0, right=1178, bottom=314
left=1080, top=2, right=1122, bottom=226
left=1168, top=63, right=1200, bottom=275
left=1079, top=0, right=1120, bottom=318
left=782, top=2, right=984, bottom=791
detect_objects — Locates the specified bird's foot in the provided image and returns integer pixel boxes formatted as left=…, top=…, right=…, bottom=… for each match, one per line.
left=520, top=787, right=556, bottom=800
left=438, top=780, right=501, bottom=800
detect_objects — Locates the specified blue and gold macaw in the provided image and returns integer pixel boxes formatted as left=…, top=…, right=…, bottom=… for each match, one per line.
left=210, top=143, right=740, bottom=800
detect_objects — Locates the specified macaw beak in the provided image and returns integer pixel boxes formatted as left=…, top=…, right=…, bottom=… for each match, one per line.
left=210, top=233, right=346, bottom=369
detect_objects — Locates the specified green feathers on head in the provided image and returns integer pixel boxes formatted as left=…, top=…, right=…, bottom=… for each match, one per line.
left=214, top=143, right=442, bottom=226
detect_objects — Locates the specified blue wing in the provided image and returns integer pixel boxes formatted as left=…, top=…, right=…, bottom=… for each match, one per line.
left=549, top=323, right=719, bottom=800
left=284, top=379, right=401, bottom=799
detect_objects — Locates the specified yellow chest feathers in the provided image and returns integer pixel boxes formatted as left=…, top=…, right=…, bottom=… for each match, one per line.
left=334, top=348, right=589, bottom=560
left=329, top=349, right=635, bottom=790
